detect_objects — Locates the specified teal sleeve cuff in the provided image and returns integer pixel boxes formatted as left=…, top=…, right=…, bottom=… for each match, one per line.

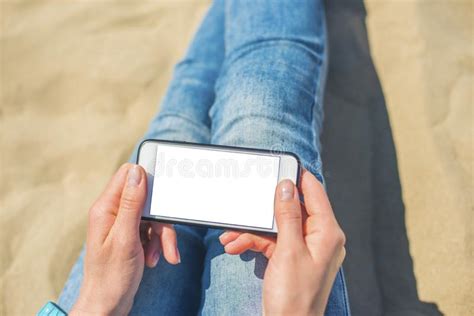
left=37, top=301, right=67, bottom=316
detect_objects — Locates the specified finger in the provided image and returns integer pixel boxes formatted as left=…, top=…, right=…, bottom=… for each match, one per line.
left=140, top=222, right=149, bottom=245
left=305, top=216, right=346, bottom=265
left=300, top=170, right=346, bottom=262
left=337, top=246, right=346, bottom=268
left=224, top=235, right=253, bottom=255
left=300, top=170, right=334, bottom=220
left=148, top=222, right=180, bottom=265
left=160, top=225, right=180, bottom=265
left=93, top=163, right=130, bottom=213
left=115, top=165, right=147, bottom=239
left=219, top=231, right=241, bottom=245
left=144, top=230, right=161, bottom=268
left=87, top=164, right=130, bottom=245
left=224, top=233, right=276, bottom=259
left=274, top=179, right=305, bottom=249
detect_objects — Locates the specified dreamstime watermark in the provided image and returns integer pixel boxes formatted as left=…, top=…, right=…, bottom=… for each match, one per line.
left=155, top=152, right=280, bottom=179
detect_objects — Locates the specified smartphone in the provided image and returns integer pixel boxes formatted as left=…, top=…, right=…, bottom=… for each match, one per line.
left=137, top=139, right=300, bottom=234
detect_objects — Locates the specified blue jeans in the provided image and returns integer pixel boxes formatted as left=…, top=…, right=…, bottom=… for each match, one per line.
left=59, top=1, right=350, bottom=315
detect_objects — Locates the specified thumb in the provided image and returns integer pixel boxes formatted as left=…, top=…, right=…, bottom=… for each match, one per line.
left=274, top=179, right=305, bottom=249
left=116, top=164, right=147, bottom=238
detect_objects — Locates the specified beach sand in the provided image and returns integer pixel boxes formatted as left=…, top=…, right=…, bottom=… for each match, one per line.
left=0, top=1, right=472, bottom=315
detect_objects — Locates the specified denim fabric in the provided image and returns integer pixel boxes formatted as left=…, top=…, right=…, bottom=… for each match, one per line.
left=58, top=1, right=350, bottom=315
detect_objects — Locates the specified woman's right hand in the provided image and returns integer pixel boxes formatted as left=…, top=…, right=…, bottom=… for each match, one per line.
left=264, top=171, right=346, bottom=315
left=221, top=170, right=346, bottom=315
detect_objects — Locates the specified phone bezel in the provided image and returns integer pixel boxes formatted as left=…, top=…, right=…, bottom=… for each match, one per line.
left=136, top=139, right=301, bottom=234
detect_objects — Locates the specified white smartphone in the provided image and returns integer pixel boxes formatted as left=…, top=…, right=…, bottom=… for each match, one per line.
left=137, top=139, right=300, bottom=234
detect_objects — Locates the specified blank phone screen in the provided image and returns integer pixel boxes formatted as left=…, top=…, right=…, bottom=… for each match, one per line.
left=149, top=144, right=280, bottom=229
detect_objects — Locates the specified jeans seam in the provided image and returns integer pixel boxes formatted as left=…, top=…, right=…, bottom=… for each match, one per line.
left=226, top=38, right=324, bottom=65
left=217, top=38, right=324, bottom=90
left=339, top=268, right=351, bottom=316
left=153, top=112, right=211, bottom=137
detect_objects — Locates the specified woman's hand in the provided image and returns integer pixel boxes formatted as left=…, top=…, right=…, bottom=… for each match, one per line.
left=220, top=170, right=346, bottom=315
left=70, top=164, right=180, bottom=316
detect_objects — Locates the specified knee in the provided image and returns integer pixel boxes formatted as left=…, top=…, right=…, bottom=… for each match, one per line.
left=210, top=78, right=315, bottom=147
left=144, top=113, right=210, bottom=144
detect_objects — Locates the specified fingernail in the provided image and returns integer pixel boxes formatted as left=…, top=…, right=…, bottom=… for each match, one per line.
left=128, top=165, right=141, bottom=187
left=175, top=247, right=181, bottom=263
left=279, top=180, right=294, bottom=201
left=219, top=232, right=229, bottom=243
left=152, top=250, right=160, bottom=267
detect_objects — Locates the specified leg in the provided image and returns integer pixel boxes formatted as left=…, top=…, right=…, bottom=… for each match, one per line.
left=130, top=1, right=225, bottom=151
left=200, top=1, right=349, bottom=314
left=132, top=2, right=226, bottom=310
left=201, top=231, right=350, bottom=315
left=58, top=1, right=225, bottom=313
left=211, top=0, right=327, bottom=179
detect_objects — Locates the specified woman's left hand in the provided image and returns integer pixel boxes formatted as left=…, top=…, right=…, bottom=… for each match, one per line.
left=70, top=163, right=179, bottom=316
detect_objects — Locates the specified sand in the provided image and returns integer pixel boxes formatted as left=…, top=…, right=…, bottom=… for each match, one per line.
left=366, top=1, right=473, bottom=314
left=0, top=1, right=472, bottom=315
